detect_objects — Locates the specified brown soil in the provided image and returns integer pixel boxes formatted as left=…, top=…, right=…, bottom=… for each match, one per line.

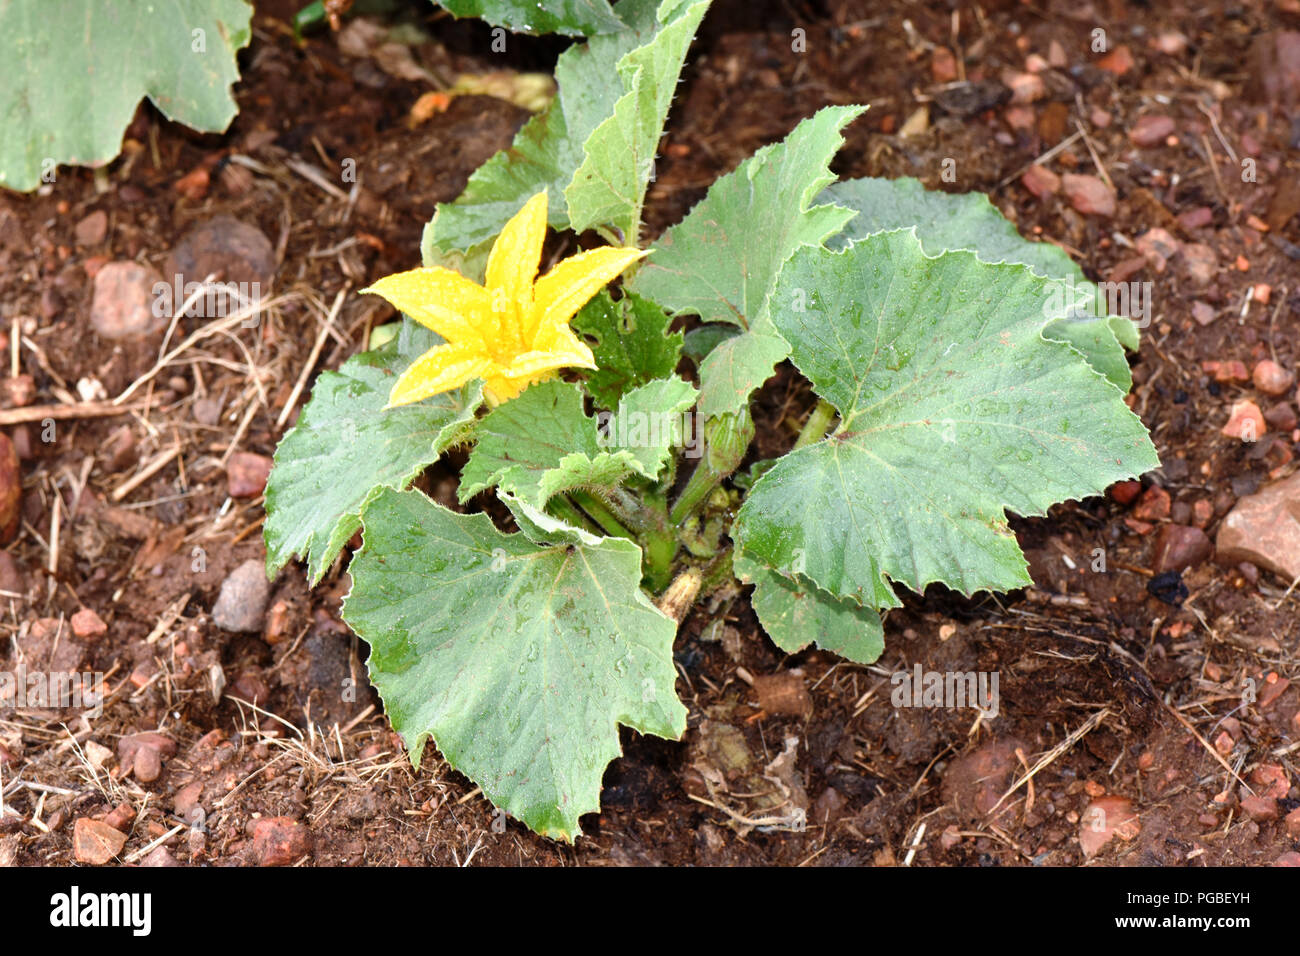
left=1, top=0, right=1299, bottom=868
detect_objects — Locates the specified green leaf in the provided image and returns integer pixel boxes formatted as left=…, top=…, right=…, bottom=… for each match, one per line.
left=823, top=176, right=1138, bottom=391
left=460, top=377, right=696, bottom=506
left=734, top=553, right=884, bottom=664
left=732, top=230, right=1159, bottom=609
left=695, top=330, right=790, bottom=421
left=437, top=0, right=626, bottom=35
left=344, top=487, right=686, bottom=840
left=603, top=374, right=698, bottom=476
left=500, top=491, right=603, bottom=547
left=572, top=291, right=683, bottom=409
left=627, top=105, right=866, bottom=329
left=264, top=321, right=483, bottom=584
left=423, top=0, right=685, bottom=258
left=0, top=0, right=252, bottom=192
left=564, top=0, right=709, bottom=240
left=682, top=323, right=739, bottom=364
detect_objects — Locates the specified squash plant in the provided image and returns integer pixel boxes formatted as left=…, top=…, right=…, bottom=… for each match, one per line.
left=264, top=0, right=1158, bottom=839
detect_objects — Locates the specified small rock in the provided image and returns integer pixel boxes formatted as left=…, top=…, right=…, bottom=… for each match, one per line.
left=1152, top=525, right=1212, bottom=573
left=1062, top=174, right=1116, bottom=217
left=1216, top=471, right=1300, bottom=582
left=70, top=607, right=107, bottom=641
left=1264, top=402, right=1297, bottom=431
left=74, top=210, right=108, bottom=246
left=1002, top=70, right=1046, bottom=103
left=103, top=803, right=137, bottom=832
left=1152, top=32, right=1189, bottom=55
left=1135, top=228, right=1180, bottom=272
left=250, top=817, right=312, bottom=866
left=90, top=261, right=166, bottom=341
left=0, top=433, right=20, bottom=543
left=1181, top=243, right=1217, bottom=285
left=1079, top=794, right=1140, bottom=858
left=1021, top=164, right=1061, bottom=198
left=1048, top=40, right=1067, bottom=68
left=1285, top=808, right=1300, bottom=839
left=1132, top=485, right=1171, bottom=521
left=1274, top=852, right=1300, bottom=867
left=73, top=817, right=127, bottom=864
left=173, top=781, right=204, bottom=822
left=118, top=732, right=177, bottom=783
left=1178, top=206, right=1214, bottom=230
left=1130, top=114, right=1175, bottom=147
left=163, top=216, right=275, bottom=318
left=1108, top=480, right=1142, bottom=505
left=226, top=452, right=272, bottom=498
left=1259, top=672, right=1290, bottom=708
left=1096, top=45, right=1135, bottom=75
left=1222, top=400, right=1266, bottom=440
left=1253, top=359, right=1294, bottom=396
left=1192, top=301, right=1216, bottom=326
left=1251, top=762, right=1290, bottom=798
left=141, top=846, right=181, bottom=867
left=1240, top=794, right=1278, bottom=822
left=930, top=46, right=958, bottom=83
left=212, top=559, right=272, bottom=633
left=192, top=397, right=223, bottom=426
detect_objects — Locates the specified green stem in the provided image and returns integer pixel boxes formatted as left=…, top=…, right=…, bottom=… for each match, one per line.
left=570, top=490, right=634, bottom=540
left=698, top=549, right=736, bottom=597
left=548, top=496, right=601, bottom=536
left=794, top=399, right=837, bottom=449
left=669, top=457, right=720, bottom=527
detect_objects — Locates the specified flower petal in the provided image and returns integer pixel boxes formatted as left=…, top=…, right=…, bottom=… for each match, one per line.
left=504, top=343, right=597, bottom=382
left=386, top=342, right=492, bottom=408
left=362, top=268, right=492, bottom=346
left=485, top=190, right=549, bottom=335
left=528, top=246, right=646, bottom=342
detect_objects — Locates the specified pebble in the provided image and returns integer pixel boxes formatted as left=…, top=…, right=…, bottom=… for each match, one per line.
left=141, top=846, right=181, bottom=867
left=118, top=732, right=177, bottom=783
left=1253, top=359, right=1294, bottom=396
left=212, top=559, right=272, bottom=633
left=70, top=607, right=107, bottom=640
left=74, top=210, right=108, bottom=246
left=1135, top=228, right=1180, bottom=272
left=1152, top=524, right=1212, bottom=573
left=1264, top=402, right=1297, bottom=431
left=1132, top=484, right=1171, bottom=521
left=250, top=817, right=312, bottom=866
left=192, top=397, right=223, bottom=426
left=1152, top=31, right=1189, bottom=55
left=163, top=215, right=276, bottom=313
left=1097, top=45, right=1136, bottom=75
left=1062, top=174, right=1116, bottom=217
left=1178, top=206, right=1214, bottom=230
left=1191, top=301, right=1216, bottom=326
left=73, top=817, right=127, bottom=864
left=226, top=451, right=272, bottom=498
left=1216, top=471, right=1300, bottom=583
left=1108, top=480, right=1142, bottom=505
left=1180, top=243, right=1217, bottom=285
left=750, top=671, right=813, bottom=718
left=1222, top=400, right=1266, bottom=440
left=1286, top=808, right=1300, bottom=839
left=1129, top=114, right=1175, bottom=146
left=1002, top=70, right=1046, bottom=103
left=1079, top=794, right=1140, bottom=858
left=0, top=433, right=19, bottom=543
left=90, top=261, right=166, bottom=340
left=1240, top=794, right=1278, bottom=822
left=1021, top=164, right=1061, bottom=197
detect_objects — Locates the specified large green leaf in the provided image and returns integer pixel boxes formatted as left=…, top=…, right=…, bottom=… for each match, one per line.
left=732, top=230, right=1158, bottom=609
left=264, top=321, right=483, bottom=584
left=734, top=552, right=884, bottom=664
left=437, top=0, right=625, bottom=35
left=564, top=0, right=708, bottom=241
left=423, top=0, right=697, bottom=260
left=628, top=105, right=865, bottom=328
left=459, top=376, right=696, bottom=506
left=0, top=0, right=252, bottom=192
left=628, top=106, right=866, bottom=419
left=572, top=291, right=683, bottom=410
left=344, top=487, right=686, bottom=840
left=823, top=176, right=1137, bottom=391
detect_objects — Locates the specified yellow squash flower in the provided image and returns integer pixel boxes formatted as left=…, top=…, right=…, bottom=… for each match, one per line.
left=362, top=190, right=645, bottom=407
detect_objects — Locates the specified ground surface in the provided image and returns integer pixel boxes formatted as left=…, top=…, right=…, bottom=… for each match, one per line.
left=2, top=0, right=1300, bottom=867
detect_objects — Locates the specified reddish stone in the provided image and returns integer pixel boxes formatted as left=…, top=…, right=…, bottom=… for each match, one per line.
left=1152, top=524, right=1212, bottom=573
left=226, top=452, right=272, bottom=499
left=1062, top=174, right=1116, bottom=217
left=1130, top=114, right=1175, bottom=146
left=250, top=817, right=313, bottom=866
left=1132, top=485, right=1171, bottom=521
